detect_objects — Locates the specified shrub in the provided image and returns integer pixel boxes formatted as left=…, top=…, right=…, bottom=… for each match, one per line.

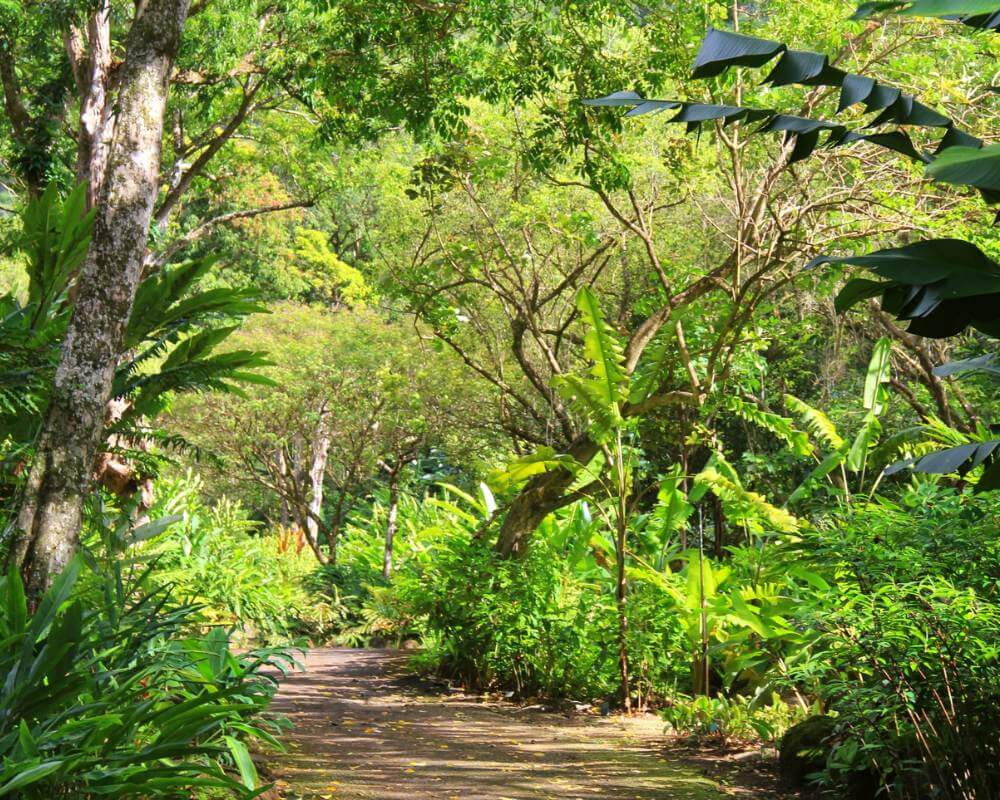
left=123, top=473, right=341, bottom=644
left=349, top=488, right=689, bottom=701
left=0, top=558, right=293, bottom=798
left=660, top=692, right=809, bottom=742
left=785, top=488, right=1000, bottom=798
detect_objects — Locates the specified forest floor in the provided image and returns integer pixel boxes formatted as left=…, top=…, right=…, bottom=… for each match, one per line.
left=265, top=648, right=797, bottom=800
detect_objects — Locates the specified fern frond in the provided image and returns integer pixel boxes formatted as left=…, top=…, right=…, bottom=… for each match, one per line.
left=724, top=395, right=812, bottom=457
left=784, top=394, right=844, bottom=451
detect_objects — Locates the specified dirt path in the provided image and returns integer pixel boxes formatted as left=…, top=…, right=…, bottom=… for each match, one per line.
left=267, top=648, right=768, bottom=800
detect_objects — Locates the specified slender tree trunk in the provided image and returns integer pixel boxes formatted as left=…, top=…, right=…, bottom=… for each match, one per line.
left=612, top=436, right=631, bottom=713
left=8, top=0, right=191, bottom=598
left=693, top=514, right=711, bottom=696
left=291, top=503, right=327, bottom=564
left=276, top=446, right=291, bottom=527
left=712, top=494, right=725, bottom=558
left=306, top=414, right=331, bottom=551
left=383, top=465, right=401, bottom=579
left=66, top=1, right=114, bottom=209
left=615, top=491, right=631, bottom=712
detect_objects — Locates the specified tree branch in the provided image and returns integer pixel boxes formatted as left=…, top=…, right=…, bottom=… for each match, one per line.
left=146, top=197, right=314, bottom=269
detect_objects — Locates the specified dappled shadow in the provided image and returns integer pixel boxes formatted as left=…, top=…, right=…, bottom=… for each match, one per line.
left=269, top=648, right=722, bottom=799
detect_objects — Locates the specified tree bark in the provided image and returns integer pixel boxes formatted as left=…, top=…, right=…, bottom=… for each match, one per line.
left=383, top=466, right=400, bottom=579
left=612, top=438, right=631, bottom=713
left=8, top=0, right=191, bottom=598
left=306, top=413, right=331, bottom=555
left=67, top=1, right=114, bottom=208
left=276, top=446, right=291, bottom=527
left=494, top=435, right=598, bottom=558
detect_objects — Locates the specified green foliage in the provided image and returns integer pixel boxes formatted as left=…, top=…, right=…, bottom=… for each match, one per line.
left=1, top=7, right=995, bottom=800
left=130, top=474, right=340, bottom=644
left=0, top=185, right=272, bottom=519
left=286, top=228, right=373, bottom=308
left=0, top=557, right=293, bottom=798
left=553, top=287, right=629, bottom=438
left=784, top=489, right=1000, bottom=797
left=660, top=692, right=809, bottom=742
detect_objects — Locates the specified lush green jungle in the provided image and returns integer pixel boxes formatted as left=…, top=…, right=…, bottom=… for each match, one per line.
left=1, top=0, right=999, bottom=798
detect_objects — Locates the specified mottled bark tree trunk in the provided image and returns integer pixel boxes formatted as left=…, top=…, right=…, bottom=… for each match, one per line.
left=383, top=467, right=400, bottom=579
left=306, top=413, right=331, bottom=557
left=276, top=447, right=291, bottom=527
left=8, top=0, right=191, bottom=598
left=65, top=1, right=114, bottom=209
left=494, top=436, right=598, bottom=558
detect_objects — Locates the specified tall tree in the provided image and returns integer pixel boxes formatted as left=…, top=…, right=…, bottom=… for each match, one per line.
left=10, top=0, right=191, bottom=596
left=1, top=0, right=634, bottom=593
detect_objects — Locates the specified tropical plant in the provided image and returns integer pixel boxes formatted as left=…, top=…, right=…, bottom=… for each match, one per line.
left=784, top=487, right=1000, bottom=798
left=589, top=18, right=1000, bottom=496
left=111, top=473, right=341, bottom=644
left=0, top=556, right=294, bottom=798
left=0, top=184, right=272, bottom=538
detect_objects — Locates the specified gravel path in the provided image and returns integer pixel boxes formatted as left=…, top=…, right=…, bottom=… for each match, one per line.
left=267, top=647, right=730, bottom=800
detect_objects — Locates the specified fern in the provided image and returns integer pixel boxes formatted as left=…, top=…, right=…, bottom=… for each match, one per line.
left=694, top=466, right=800, bottom=534
left=784, top=394, right=845, bottom=450
left=724, top=395, right=812, bottom=457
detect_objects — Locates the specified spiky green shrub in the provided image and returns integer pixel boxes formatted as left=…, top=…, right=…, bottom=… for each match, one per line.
left=0, top=558, right=294, bottom=799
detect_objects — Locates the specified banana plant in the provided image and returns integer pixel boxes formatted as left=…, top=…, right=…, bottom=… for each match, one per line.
left=779, top=337, right=893, bottom=505
left=550, top=286, right=638, bottom=710
left=490, top=287, right=638, bottom=707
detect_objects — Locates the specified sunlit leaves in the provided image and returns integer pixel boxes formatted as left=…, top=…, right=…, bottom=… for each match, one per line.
left=553, top=287, right=629, bottom=440
left=488, top=447, right=579, bottom=493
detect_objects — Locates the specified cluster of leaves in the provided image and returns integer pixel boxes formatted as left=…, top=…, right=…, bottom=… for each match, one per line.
left=0, top=555, right=294, bottom=798
left=0, top=184, right=271, bottom=516
left=119, top=472, right=343, bottom=644
left=782, top=488, right=1000, bottom=796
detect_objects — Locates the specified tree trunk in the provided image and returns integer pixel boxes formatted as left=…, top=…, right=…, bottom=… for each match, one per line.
left=712, top=494, right=726, bottom=558
left=276, top=446, right=291, bottom=527
left=494, top=435, right=598, bottom=558
left=8, top=0, right=191, bottom=598
left=67, top=1, right=114, bottom=209
left=383, top=467, right=401, bottom=579
left=306, top=416, right=331, bottom=551
left=615, top=471, right=631, bottom=713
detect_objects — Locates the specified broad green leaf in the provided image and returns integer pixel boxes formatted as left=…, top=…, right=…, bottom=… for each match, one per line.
left=576, top=287, right=627, bottom=411
left=787, top=446, right=849, bottom=505
left=225, top=736, right=258, bottom=790
left=0, top=761, right=63, bottom=796
left=928, top=143, right=1000, bottom=193
left=863, top=337, right=892, bottom=412
left=488, top=447, right=578, bottom=492
left=847, top=413, right=883, bottom=473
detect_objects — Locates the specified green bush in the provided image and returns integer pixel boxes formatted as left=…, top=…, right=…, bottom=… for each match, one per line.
left=398, top=530, right=622, bottom=697
left=0, top=559, right=293, bottom=799
left=784, top=488, right=1000, bottom=798
left=130, top=473, right=342, bottom=644
left=660, top=692, right=808, bottom=742
left=334, top=487, right=690, bottom=701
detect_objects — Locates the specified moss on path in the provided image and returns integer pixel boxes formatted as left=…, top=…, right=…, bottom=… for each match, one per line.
left=268, top=648, right=729, bottom=800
